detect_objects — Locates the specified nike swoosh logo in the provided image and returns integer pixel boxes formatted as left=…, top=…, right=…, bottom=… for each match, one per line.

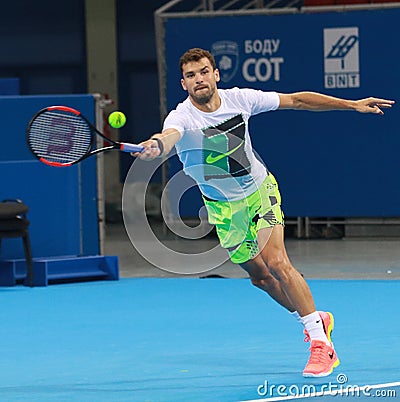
left=328, top=352, right=334, bottom=359
left=205, top=141, right=244, bottom=164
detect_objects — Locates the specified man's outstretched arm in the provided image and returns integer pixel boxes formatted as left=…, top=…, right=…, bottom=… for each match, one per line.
left=278, top=92, right=395, bottom=115
left=133, top=128, right=181, bottom=160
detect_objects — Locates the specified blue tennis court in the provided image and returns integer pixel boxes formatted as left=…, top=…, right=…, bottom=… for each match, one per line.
left=1, top=277, right=398, bottom=401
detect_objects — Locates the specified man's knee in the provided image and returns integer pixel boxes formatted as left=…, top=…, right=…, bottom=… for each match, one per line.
left=249, top=272, right=276, bottom=289
left=265, top=253, right=293, bottom=281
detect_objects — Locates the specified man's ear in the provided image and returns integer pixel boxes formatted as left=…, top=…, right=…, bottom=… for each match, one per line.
left=181, top=78, right=187, bottom=91
left=215, top=69, right=220, bottom=82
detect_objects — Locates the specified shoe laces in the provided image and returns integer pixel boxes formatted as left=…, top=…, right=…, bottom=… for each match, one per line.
left=308, top=341, right=330, bottom=364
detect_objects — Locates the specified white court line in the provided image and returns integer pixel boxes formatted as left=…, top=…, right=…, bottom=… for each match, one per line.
left=240, top=381, right=400, bottom=402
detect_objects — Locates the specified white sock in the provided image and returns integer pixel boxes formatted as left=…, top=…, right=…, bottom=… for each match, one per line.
left=300, top=311, right=329, bottom=345
left=290, top=311, right=301, bottom=323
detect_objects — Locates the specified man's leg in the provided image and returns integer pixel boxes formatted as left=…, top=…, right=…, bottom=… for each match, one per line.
left=256, top=224, right=315, bottom=317
left=239, top=228, right=295, bottom=312
left=250, top=224, right=339, bottom=377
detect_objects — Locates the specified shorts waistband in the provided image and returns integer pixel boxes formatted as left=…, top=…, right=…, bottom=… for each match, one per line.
left=201, top=172, right=271, bottom=203
left=202, top=194, right=218, bottom=202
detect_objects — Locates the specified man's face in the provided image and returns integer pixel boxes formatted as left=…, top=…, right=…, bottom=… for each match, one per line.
left=180, top=57, right=220, bottom=105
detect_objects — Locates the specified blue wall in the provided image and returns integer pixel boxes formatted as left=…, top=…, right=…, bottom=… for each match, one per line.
left=0, top=0, right=164, bottom=148
left=0, top=1, right=86, bottom=95
left=164, top=9, right=399, bottom=217
left=0, top=95, right=99, bottom=259
left=1, top=3, right=399, bottom=218
left=0, top=0, right=166, bottom=185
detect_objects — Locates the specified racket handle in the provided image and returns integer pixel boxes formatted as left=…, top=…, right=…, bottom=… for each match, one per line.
left=119, top=143, right=144, bottom=153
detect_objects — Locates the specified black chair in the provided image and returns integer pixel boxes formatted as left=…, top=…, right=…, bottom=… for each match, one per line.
left=0, top=199, right=34, bottom=287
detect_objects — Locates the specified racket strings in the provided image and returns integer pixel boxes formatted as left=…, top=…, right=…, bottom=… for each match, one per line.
left=28, top=111, right=92, bottom=164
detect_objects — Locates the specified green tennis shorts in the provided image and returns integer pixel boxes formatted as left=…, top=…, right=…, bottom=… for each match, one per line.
left=203, top=173, right=284, bottom=264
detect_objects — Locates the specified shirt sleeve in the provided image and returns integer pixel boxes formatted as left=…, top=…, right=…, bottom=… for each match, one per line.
left=238, top=88, right=280, bottom=115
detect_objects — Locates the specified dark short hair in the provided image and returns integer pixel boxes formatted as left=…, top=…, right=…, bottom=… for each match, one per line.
left=179, top=48, right=217, bottom=73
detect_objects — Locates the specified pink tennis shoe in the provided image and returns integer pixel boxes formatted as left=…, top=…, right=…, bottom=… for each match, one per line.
left=302, top=311, right=340, bottom=377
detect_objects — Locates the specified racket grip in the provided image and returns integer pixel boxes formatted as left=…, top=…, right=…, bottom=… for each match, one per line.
left=119, top=143, right=144, bottom=153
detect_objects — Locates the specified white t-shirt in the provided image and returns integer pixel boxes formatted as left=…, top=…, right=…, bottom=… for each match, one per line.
left=163, top=87, right=280, bottom=201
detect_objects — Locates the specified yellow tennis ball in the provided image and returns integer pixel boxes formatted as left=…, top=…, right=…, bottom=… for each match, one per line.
left=108, top=111, right=126, bottom=128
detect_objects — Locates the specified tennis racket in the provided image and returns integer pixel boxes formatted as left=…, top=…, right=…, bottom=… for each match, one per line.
left=26, top=105, right=144, bottom=167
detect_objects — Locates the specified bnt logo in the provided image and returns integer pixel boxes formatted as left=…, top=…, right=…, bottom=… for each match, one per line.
left=324, top=27, right=360, bottom=89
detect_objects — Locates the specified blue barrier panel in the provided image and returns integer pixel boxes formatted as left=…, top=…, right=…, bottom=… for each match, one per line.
left=0, top=94, right=99, bottom=258
left=164, top=8, right=400, bottom=217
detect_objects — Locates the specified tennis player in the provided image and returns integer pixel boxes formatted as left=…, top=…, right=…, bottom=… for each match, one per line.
left=136, top=47, right=394, bottom=377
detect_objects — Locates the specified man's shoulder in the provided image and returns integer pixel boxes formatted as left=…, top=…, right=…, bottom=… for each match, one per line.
left=219, top=86, right=260, bottom=100
left=173, top=97, right=191, bottom=111
left=166, top=98, right=190, bottom=118
left=219, top=87, right=258, bottom=107
left=223, top=87, right=279, bottom=106
left=164, top=97, right=195, bottom=129
left=219, top=87, right=242, bottom=96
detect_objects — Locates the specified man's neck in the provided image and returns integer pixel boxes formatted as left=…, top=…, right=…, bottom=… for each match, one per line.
left=190, top=93, right=221, bottom=113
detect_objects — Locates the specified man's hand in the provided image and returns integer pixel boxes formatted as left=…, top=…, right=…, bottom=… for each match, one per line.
left=131, top=139, right=161, bottom=160
left=131, top=129, right=181, bottom=161
left=354, top=97, right=395, bottom=115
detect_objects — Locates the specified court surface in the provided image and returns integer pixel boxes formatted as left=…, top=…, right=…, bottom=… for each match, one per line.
left=0, top=277, right=398, bottom=402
